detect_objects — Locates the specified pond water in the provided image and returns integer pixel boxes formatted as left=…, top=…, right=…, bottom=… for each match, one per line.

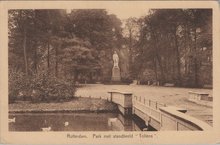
left=9, top=113, right=147, bottom=131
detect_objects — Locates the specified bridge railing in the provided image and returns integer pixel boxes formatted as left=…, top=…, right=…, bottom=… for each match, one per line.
left=133, top=95, right=212, bottom=131
left=79, top=93, right=212, bottom=131
left=159, top=106, right=212, bottom=131
left=108, top=91, right=133, bottom=115
left=133, top=96, right=166, bottom=110
left=132, top=96, right=164, bottom=127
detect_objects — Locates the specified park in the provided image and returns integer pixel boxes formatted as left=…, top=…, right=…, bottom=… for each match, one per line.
left=8, top=9, right=212, bottom=131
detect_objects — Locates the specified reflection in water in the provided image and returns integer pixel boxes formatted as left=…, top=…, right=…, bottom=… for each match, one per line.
left=9, top=113, right=147, bottom=131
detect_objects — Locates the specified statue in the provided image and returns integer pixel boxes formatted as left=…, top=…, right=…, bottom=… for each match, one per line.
left=113, top=51, right=119, bottom=68
left=111, top=51, right=121, bottom=82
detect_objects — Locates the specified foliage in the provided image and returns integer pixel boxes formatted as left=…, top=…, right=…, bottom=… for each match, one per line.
left=121, top=76, right=133, bottom=84
left=65, top=10, right=123, bottom=81
left=8, top=69, right=25, bottom=103
left=8, top=9, right=212, bottom=91
left=8, top=9, right=123, bottom=84
left=9, top=69, right=76, bottom=103
left=31, top=73, right=76, bottom=102
left=134, top=9, right=212, bottom=87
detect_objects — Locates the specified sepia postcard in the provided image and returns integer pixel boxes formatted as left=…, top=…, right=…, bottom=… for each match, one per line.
left=0, top=0, right=220, bottom=144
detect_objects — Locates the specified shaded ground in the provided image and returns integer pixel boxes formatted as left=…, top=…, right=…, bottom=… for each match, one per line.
left=9, top=97, right=118, bottom=113
left=76, top=84, right=213, bottom=125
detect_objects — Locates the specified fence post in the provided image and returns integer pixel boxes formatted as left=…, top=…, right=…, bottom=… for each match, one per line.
left=156, top=102, right=158, bottom=109
left=149, top=100, right=151, bottom=106
left=144, top=98, right=145, bottom=104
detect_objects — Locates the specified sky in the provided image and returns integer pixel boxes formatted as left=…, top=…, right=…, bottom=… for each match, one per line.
left=106, top=7, right=150, bottom=20
left=66, top=4, right=150, bottom=20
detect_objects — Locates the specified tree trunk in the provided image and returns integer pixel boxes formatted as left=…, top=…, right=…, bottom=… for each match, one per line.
left=151, top=29, right=166, bottom=83
left=184, top=24, right=189, bottom=75
left=129, top=29, right=132, bottom=51
left=129, top=29, right=133, bottom=78
left=74, top=69, right=79, bottom=82
left=34, top=44, right=38, bottom=74
left=23, top=28, right=28, bottom=75
left=33, top=10, right=37, bottom=74
left=173, top=31, right=181, bottom=86
left=194, top=27, right=198, bottom=87
left=47, top=40, right=50, bottom=74
left=155, top=53, right=165, bottom=83
left=153, top=57, right=158, bottom=82
left=55, top=47, right=58, bottom=77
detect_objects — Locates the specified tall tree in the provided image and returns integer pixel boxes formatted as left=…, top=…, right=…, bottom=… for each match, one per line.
left=134, top=9, right=212, bottom=87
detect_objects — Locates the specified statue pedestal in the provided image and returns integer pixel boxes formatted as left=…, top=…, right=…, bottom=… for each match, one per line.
left=112, top=67, right=121, bottom=82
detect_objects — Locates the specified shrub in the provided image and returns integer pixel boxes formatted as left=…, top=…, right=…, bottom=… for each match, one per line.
left=30, top=73, right=76, bottom=102
left=121, top=76, right=133, bottom=84
left=102, top=76, right=111, bottom=84
left=8, top=69, right=25, bottom=103
left=9, top=69, right=76, bottom=103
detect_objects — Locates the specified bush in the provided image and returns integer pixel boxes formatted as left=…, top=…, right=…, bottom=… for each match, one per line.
left=8, top=69, right=26, bottom=103
left=29, top=73, right=76, bottom=102
left=102, top=76, right=111, bottom=84
left=121, top=76, right=133, bottom=84
left=9, top=69, right=76, bottom=103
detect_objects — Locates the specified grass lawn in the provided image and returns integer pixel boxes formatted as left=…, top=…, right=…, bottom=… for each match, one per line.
left=76, top=84, right=213, bottom=125
left=9, top=97, right=117, bottom=113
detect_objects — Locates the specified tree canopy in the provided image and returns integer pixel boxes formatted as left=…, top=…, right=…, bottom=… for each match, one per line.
left=9, top=9, right=212, bottom=87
